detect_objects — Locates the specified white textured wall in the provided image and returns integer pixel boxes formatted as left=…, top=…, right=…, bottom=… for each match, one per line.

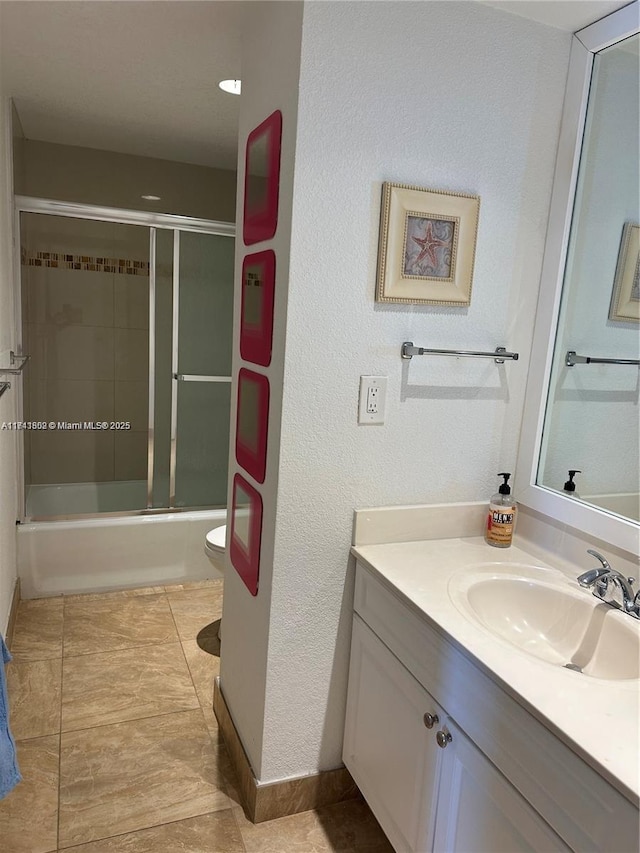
left=541, top=43, right=639, bottom=498
left=219, top=1, right=304, bottom=779
left=0, top=40, right=19, bottom=633
left=260, top=0, right=571, bottom=781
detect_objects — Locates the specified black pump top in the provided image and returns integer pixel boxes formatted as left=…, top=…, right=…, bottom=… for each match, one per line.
left=564, top=470, right=581, bottom=492
left=497, top=472, right=511, bottom=495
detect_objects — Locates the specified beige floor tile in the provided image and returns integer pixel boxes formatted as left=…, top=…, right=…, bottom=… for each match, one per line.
left=10, top=597, right=64, bottom=662
left=201, top=704, right=221, bottom=738
left=0, top=734, right=59, bottom=853
left=57, top=810, right=245, bottom=852
left=234, top=797, right=393, bottom=853
left=59, top=709, right=231, bottom=848
left=234, top=805, right=341, bottom=853
left=7, top=657, right=62, bottom=740
left=182, top=638, right=220, bottom=710
left=318, top=798, right=395, bottom=851
left=62, top=642, right=199, bottom=732
left=63, top=593, right=178, bottom=656
left=167, top=587, right=224, bottom=642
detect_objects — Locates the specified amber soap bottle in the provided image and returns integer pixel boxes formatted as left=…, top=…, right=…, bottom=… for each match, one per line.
left=485, top=472, right=517, bottom=548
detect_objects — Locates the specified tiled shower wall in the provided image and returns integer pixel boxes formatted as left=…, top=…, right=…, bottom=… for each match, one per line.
left=22, top=214, right=150, bottom=486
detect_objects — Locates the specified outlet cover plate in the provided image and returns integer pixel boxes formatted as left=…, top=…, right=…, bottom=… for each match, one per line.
left=358, top=376, right=387, bottom=424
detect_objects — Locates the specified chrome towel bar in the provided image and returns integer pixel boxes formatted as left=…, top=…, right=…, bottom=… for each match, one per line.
left=565, top=351, right=640, bottom=367
left=401, top=342, right=519, bottom=363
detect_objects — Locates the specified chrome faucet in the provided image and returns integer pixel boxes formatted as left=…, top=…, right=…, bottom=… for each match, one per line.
left=577, top=550, right=611, bottom=586
left=577, top=550, right=640, bottom=619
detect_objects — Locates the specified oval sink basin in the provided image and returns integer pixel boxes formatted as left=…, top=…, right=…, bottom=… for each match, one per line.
left=449, top=567, right=640, bottom=680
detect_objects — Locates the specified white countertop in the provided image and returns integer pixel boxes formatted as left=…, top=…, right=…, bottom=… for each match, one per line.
left=351, top=535, right=640, bottom=805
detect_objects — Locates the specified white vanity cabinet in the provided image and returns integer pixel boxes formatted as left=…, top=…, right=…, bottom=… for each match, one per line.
left=344, top=614, right=444, bottom=852
left=344, top=560, right=638, bottom=853
left=344, top=615, right=569, bottom=853
left=432, top=714, right=569, bottom=853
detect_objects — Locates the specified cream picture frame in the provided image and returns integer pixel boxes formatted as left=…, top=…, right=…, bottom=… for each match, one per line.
left=609, top=222, right=639, bottom=323
left=376, top=182, right=480, bottom=306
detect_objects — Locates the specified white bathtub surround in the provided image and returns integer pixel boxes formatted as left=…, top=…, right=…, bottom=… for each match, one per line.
left=583, top=492, right=640, bottom=523
left=17, top=510, right=227, bottom=598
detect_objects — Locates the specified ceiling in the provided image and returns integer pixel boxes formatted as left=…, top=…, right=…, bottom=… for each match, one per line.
left=481, top=0, right=632, bottom=31
left=0, top=1, right=245, bottom=170
left=0, top=1, right=634, bottom=172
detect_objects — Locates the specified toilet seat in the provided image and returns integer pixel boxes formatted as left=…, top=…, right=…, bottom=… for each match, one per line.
left=205, top=525, right=226, bottom=554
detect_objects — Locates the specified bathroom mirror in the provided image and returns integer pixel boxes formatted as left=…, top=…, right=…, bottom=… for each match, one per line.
left=539, top=30, right=639, bottom=519
left=517, top=3, right=640, bottom=555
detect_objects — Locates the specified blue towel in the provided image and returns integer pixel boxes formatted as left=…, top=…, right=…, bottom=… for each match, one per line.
left=0, top=634, right=21, bottom=800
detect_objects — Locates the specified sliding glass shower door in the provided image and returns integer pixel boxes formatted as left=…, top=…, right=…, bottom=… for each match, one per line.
left=19, top=201, right=235, bottom=519
left=20, top=212, right=151, bottom=516
left=171, top=231, right=234, bottom=508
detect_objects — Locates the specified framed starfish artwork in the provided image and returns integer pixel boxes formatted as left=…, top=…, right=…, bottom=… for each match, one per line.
left=376, top=182, right=480, bottom=305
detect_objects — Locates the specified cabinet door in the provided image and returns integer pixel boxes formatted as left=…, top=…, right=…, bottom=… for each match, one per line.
left=433, top=717, right=571, bottom=853
left=343, top=616, right=444, bottom=853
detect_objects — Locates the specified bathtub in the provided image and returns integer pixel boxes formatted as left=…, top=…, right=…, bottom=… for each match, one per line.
left=17, top=508, right=227, bottom=599
left=583, top=492, right=640, bottom=523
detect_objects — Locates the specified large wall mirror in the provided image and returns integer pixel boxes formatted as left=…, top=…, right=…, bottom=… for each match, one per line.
left=518, top=2, right=640, bottom=555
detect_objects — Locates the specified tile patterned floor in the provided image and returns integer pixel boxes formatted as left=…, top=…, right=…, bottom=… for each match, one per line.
left=0, top=581, right=393, bottom=852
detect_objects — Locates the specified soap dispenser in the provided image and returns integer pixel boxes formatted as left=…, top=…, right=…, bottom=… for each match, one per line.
left=485, top=472, right=517, bottom=548
left=563, top=470, right=581, bottom=498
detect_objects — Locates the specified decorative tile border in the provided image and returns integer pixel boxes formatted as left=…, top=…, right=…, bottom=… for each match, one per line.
left=22, top=250, right=149, bottom=276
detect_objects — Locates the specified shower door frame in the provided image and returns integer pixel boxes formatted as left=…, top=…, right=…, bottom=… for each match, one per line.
left=14, top=196, right=235, bottom=521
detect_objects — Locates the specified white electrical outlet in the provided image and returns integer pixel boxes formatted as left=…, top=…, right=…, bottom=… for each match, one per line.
left=358, top=376, right=387, bottom=424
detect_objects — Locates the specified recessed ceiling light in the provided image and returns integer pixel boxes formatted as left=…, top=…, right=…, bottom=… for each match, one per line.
left=219, top=79, right=241, bottom=95
left=141, top=195, right=161, bottom=201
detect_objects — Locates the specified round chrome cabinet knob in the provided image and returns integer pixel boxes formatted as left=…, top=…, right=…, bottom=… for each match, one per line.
left=423, top=713, right=439, bottom=729
left=436, top=730, right=453, bottom=749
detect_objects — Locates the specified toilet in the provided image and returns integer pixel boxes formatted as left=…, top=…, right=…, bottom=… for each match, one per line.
left=201, top=525, right=226, bottom=649
left=204, top=524, right=226, bottom=575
